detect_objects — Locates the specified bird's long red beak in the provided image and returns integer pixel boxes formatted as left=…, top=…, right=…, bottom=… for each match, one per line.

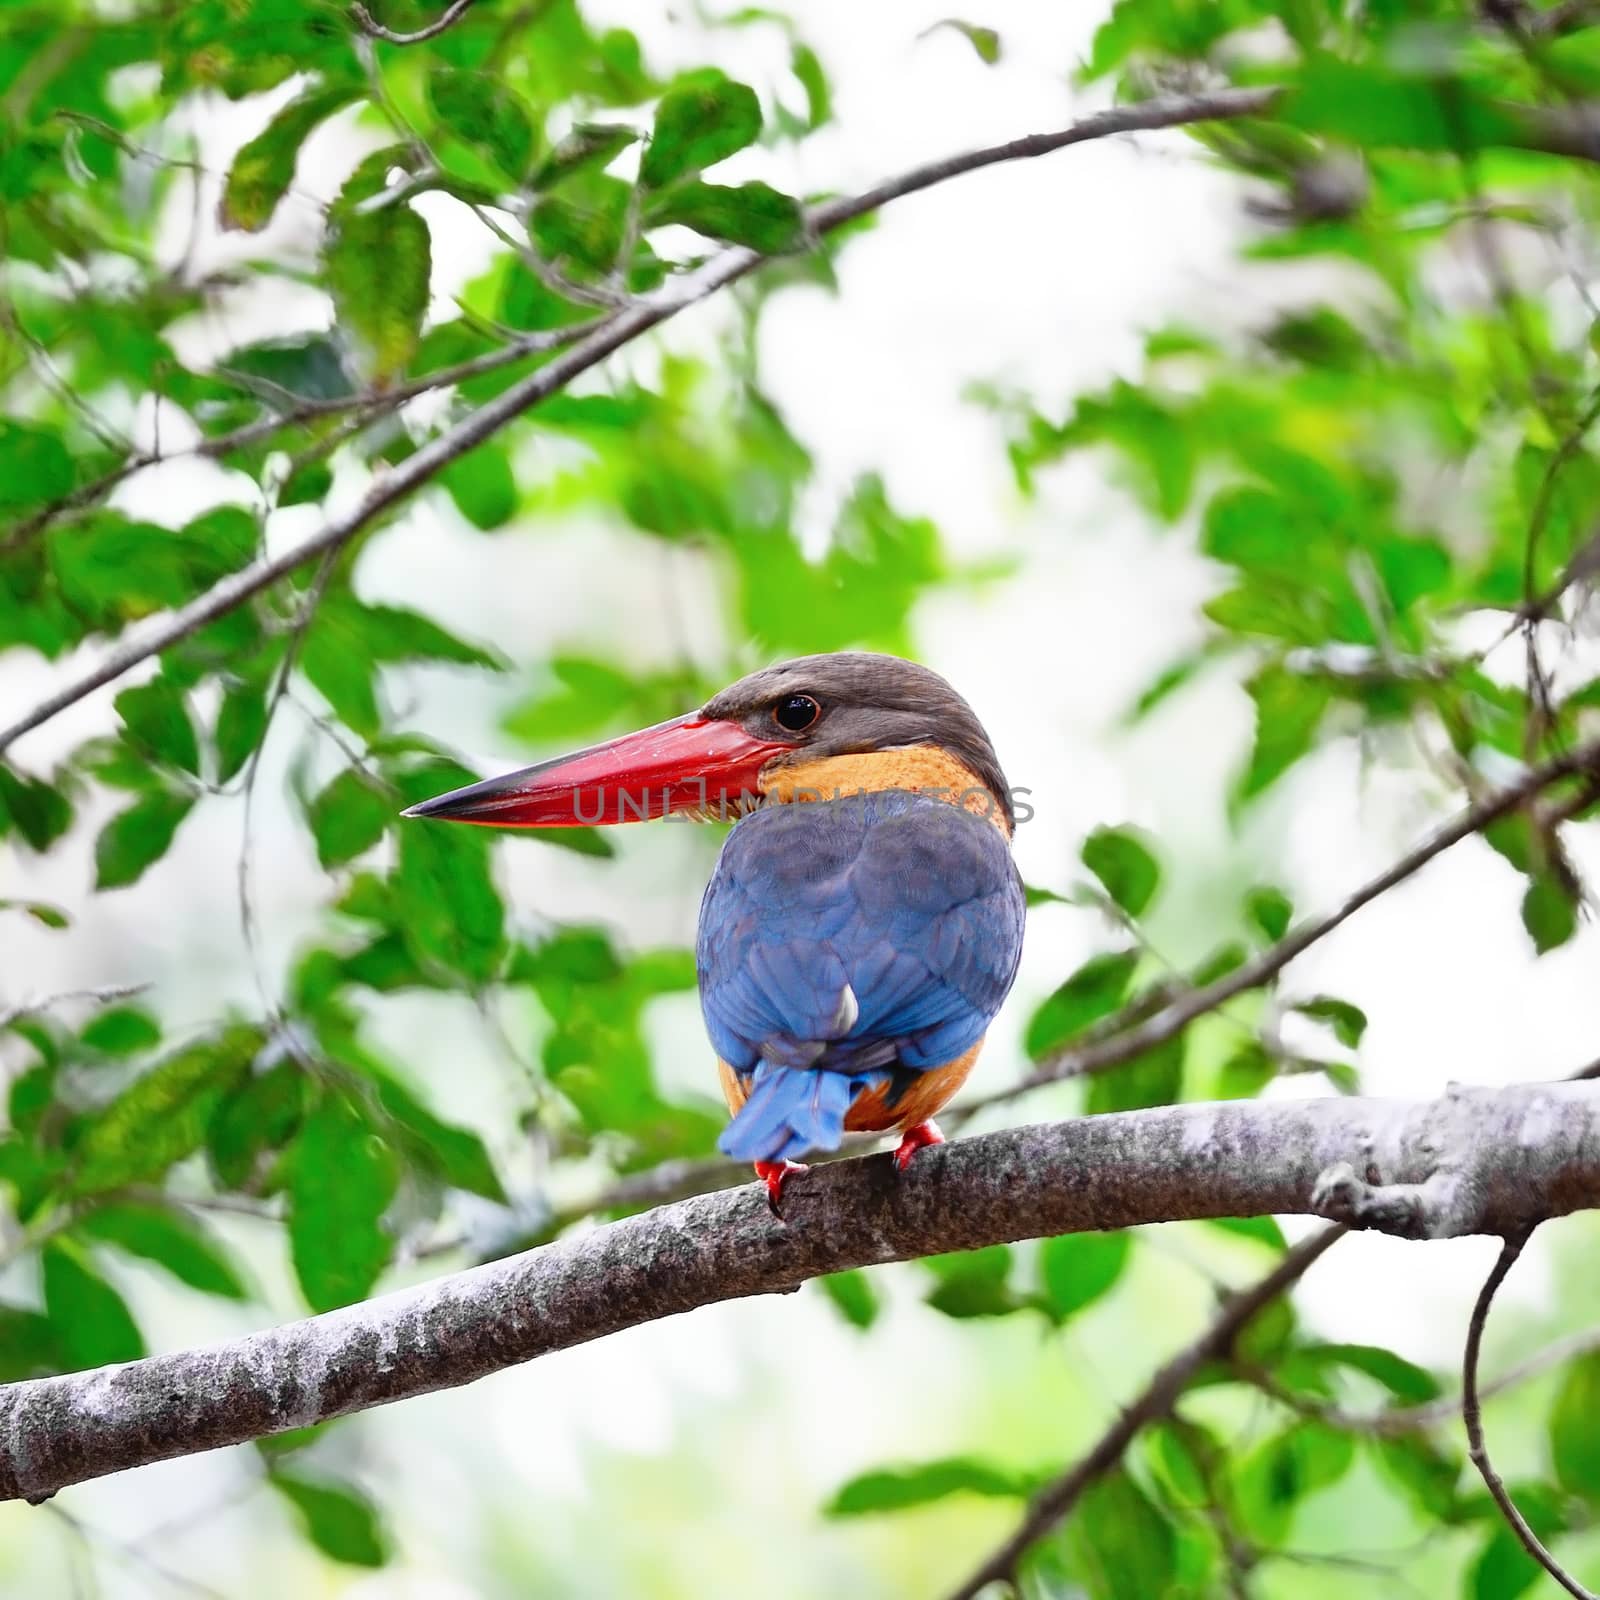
left=400, top=713, right=788, bottom=827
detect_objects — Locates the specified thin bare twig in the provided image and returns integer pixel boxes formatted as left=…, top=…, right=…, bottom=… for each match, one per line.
left=1250, top=1319, right=1600, bottom=1437
left=353, top=0, right=476, bottom=44
left=1463, top=1230, right=1597, bottom=1600
left=944, top=1226, right=1346, bottom=1600
left=46, top=1503, right=226, bottom=1600
left=1526, top=1, right=1600, bottom=37
left=0, top=983, right=149, bottom=1032
left=0, top=86, right=1279, bottom=755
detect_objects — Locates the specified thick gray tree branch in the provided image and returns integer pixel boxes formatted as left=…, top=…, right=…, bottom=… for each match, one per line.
left=1, top=1082, right=1597, bottom=1505
left=0, top=87, right=1278, bottom=759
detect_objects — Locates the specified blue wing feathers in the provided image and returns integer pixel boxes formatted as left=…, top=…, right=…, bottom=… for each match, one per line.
left=699, top=791, right=1025, bottom=1160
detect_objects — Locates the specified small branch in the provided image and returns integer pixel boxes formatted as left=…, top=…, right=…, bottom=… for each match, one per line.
left=1526, top=1, right=1600, bottom=37
left=1, top=315, right=611, bottom=553
left=1248, top=1320, right=1600, bottom=1436
left=1463, top=1232, right=1598, bottom=1600
left=0, top=983, right=149, bottom=1032
left=973, top=733, right=1600, bottom=1107
left=352, top=0, right=475, bottom=44
left=0, top=86, right=1277, bottom=756
left=1, top=1083, right=1597, bottom=1504
left=944, top=1226, right=1345, bottom=1600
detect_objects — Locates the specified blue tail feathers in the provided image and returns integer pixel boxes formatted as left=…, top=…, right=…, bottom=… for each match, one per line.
left=718, top=1063, right=873, bottom=1164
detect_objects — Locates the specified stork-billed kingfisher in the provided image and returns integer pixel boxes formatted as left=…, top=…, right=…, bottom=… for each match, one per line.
left=404, top=652, right=1026, bottom=1211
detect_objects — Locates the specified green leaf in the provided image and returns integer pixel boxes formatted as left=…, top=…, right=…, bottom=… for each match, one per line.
left=922, top=1246, right=1025, bottom=1318
left=816, top=1269, right=879, bottom=1330
left=427, top=68, right=538, bottom=183
left=1059, top=1468, right=1176, bottom=1599
left=923, top=19, right=1001, bottom=64
left=825, top=1457, right=1031, bottom=1516
left=366, top=1064, right=504, bottom=1202
left=1293, top=996, right=1368, bottom=1050
left=0, top=1304, right=60, bottom=1383
left=115, top=676, right=200, bottom=775
left=1039, top=1230, right=1131, bottom=1321
left=1286, top=58, right=1523, bottom=155
left=269, top=1469, right=390, bottom=1567
left=77, top=1203, right=246, bottom=1299
left=1086, top=1033, right=1184, bottom=1115
left=392, top=787, right=507, bottom=984
left=220, top=85, right=358, bottom=231
left=1081, top=825, right=1161, bottom=918
left=358, top=602, right=503, bottom=668
left=1244, top=885, right=1293, bottom=943
left=1024, top=950, right=1139, bottom=1060
left=1522, top=875, right=1580, bottom=955
left=0, top=899, right=70, bottom=930
left=70, top=1028, right=262, bottom=1196
left=226, top=336, right=353, bottom=406
left=534, top=122, right=639, bottom=188
left=256, top=1419, right=344, bottom=1460
left=1145, top=1420, right=1214, bottom=1509
left=287, top=1097, right=399, bottom=1312
left=1205, top=1215, right=1286, bottom=1252
left=0, top=765, right=74, bottom=852
left=1236, top=1293, right=1295, bottom=1366
left=1469, top=1482, right=1566, bottom=1600
left=302, top=623, right=380, bottom=738
left=52, top=508, right=258, bottom=630
left=529, top=189, right=626, bottom=271
left=1552, top=1350, right=1600, bottom=1500
left=42, top=1243, right=144, bottom=1369
left=0, top=421, right=72, bottom=510
left=1235, top=667, right=1330, bottom=805
left=207, top=1060, right=308, bottom=1191
left=640, top=75, right=761, bottom=189
left=646, top=180, right=803, bottom=252
left=790, top=44, right=830, bottom=130
left=1215, top=1041, right=1276, bottom=1100
left=441, top=446, right=518, bottom=530
left=325, top=200, right=431, bottom=380
left=278, top=458, right=332, bottom=508
left=80, top=1006, right=161, bottom=1057
left=1370, top=1434, right=1461, bottom=1521
left=94, top=790, right=196, bottom=890
left=214, top=681, right=268, bottom=783
left=307, top=768, right=392, bottom=870
left=1305, top=1342, right=1441, bottom=1404
left=1235, top=1422, right=1355, bottom=1545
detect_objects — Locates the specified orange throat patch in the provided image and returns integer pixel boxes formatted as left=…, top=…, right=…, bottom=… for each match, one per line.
left=757, top=746, right=1011, bottom=837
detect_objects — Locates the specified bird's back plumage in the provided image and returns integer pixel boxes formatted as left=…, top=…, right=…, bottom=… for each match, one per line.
left=697, top=790, right=1025, bottom=1163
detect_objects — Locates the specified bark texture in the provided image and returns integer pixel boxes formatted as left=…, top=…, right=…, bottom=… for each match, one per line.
left=2, top=1082, right=1597, bottom=1504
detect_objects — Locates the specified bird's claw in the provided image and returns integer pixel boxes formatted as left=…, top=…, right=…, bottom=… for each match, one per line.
left=892, top=1119, right=945, bottom=1173
left=754, top=1159, right=807, bottom=1217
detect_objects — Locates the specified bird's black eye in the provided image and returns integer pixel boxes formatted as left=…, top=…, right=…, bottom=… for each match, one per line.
left=773, top=694, right=820, bottom=733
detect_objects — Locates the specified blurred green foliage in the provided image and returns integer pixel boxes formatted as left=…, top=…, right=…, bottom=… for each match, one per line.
left=2, top=0, right=1600, bottom=1594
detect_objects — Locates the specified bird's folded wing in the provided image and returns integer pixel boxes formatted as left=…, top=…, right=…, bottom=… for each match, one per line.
left=696, top=792, right=1024, bottom=1076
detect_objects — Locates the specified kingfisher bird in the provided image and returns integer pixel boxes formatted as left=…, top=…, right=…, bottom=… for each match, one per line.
left=404, top=652, right=1026, bottom=1212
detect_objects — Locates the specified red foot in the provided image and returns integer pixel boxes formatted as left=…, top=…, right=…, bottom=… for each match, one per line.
left=754, top=1159, right=808, bottom=1217
left=892, top=1119, right=946, bottom=1173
